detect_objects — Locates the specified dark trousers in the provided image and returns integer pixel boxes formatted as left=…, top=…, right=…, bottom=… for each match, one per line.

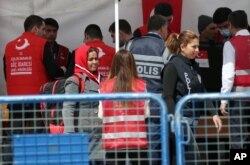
left=229, top=101, right=250, bottom=149
left=2, top=103, right=45, bottom=164
left=146, top=118, right=161, bottom=165
left=106, top=150, right=148, bottom=165
left=8, top=103, right=45, bottom=134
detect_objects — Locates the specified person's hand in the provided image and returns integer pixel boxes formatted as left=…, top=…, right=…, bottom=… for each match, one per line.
left=220, top=102, right=228, bottom=116
left=212, top=115, right=222, bottom=133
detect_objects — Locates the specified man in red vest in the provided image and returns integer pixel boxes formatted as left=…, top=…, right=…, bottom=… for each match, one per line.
left=4, top=15, right=66, bottom=134
left=66, top=24, right=115, bottom=80
left=44, top=18, right=72, bottom=79
left=220, top=10, right=250, bottom=149
left=84, top=24, right=115, bottom=79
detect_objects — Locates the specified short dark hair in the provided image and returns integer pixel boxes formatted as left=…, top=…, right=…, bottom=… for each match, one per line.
left=44, top=18, right=59, bottom=29
left=24, top=15, right=44, bottom=32
left=213, top=7, right=232, bottom=24
left=228, top=10, right=248, bottom=29
left=147, top=15, right=167, bottom=31
left=109, top=19, right=132, bottom=34
left=84, top=24, right=103, bottom=39
left=154, top=2, right=173, bottom=17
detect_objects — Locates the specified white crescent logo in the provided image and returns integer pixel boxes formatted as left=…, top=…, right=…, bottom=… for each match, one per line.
left=97, top=47, right=106, bottom=58
left=15, top=38, right=30, bottom=50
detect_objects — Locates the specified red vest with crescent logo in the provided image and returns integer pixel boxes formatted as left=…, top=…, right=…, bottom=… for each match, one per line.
left=5, top=32, right=49, bottom=95
left=230, top=35, right=250, bottom=88
left=86, top=40, right=115, bottom=79
left=100, top=78, right=148, bottom=150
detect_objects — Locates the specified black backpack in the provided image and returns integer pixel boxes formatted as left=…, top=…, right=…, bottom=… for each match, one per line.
left=40, top=73, right=85, bottom=133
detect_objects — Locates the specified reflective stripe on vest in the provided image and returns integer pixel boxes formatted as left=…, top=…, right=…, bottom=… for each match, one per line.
left=235, top=69, right=250, bottom=76
left=103, top=115, right=145, bottom=124
left=233, top=86, right=250, bottom=92
left=102, top=132, right=147, bottom=139
left=133, top=54, right=164, bottom=79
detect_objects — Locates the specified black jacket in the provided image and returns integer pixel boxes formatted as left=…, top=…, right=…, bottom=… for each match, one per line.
left=162, top=54, right=216, bottom=117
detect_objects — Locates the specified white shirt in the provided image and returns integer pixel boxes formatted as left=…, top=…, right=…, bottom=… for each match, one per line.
left=221, top=29, right=250, bottom=103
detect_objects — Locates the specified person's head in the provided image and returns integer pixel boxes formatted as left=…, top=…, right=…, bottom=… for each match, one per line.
left=148, top=15, right=168, bottom=40
left=109, top=19, right=133, bottom=47
left=198, top=15, right=218, bottom=42
left=228, top=10, right=249, bottom=37
left=213, top=7, right=232, bottom=37
left=154, top=2, right=173, bottom=25
left=84, top=24, right=103, bottom=43
left=168, top=30, right=199, bottom=59
left=109, top=49, right=138, bottom=92
left=44, top=18, right=59, bottom=43
left=24, top=15, right=45, bottom=37
left=74, top=45, right=99, bottom=74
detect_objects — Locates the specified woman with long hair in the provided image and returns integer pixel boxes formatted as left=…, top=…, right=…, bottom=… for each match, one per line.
left=99, top=49, right=149, bottom=165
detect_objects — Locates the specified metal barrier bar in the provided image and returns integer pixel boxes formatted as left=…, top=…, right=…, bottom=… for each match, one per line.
left=174, top=92, right=250, bottom=165
left=0, top=92, right=169, bottom=165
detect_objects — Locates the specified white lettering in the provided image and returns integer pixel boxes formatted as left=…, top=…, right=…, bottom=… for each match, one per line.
left=184, top=72, right=191, bottom=94
left=152, top=67, right=159, bottom=75
left=234, top=153, right=247, bottom=160
left=137, top=66, right=143, bottom=74
left=136, top=66, right=160, bottom=75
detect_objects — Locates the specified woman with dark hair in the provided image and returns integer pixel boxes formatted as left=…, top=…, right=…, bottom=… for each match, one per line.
left=99, top=49, right=149, bottom=165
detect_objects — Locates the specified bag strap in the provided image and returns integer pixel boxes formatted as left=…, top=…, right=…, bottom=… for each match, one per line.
left=72, top=73, right=85, bottom=93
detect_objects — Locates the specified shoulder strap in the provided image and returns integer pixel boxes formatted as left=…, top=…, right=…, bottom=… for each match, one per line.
left=72, top=73, right=85, bottom=93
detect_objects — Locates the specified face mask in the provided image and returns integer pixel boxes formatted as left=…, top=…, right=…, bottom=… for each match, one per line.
left=219, top=29, right=231, bottom=38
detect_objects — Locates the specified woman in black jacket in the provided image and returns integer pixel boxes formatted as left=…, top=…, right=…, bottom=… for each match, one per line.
left=162, top=31, right=222, bottom=164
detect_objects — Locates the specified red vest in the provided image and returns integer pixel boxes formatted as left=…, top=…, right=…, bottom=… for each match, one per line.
left=86, top=40, right=115, bottom=79
left=100, top=78, right=148, bottom=150
left=230, top=35, right=250, bottom=89
left=5, top=32, right=49, bottom=95
left=55, top=45, right=70, bottom=68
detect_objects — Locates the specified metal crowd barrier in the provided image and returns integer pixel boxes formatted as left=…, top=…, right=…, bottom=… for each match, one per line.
left=174, top=92, right=250, bottom=165
left=0, top=93, right=169, bottom=165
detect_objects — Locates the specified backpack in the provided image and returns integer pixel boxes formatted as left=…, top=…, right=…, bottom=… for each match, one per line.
left=40, top=73, right=85, bottom=134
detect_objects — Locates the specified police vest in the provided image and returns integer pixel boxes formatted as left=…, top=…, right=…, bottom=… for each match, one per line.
left=129, top=33, right=165, bottom=94
left=100, top=78, right=148, bottom=150
left=168, top=55, right=205, bottom=117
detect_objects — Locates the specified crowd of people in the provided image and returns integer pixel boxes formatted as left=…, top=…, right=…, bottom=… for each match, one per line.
left=2, top=1, right=250, bottom=165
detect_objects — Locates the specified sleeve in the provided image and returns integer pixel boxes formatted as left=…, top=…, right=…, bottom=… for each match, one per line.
left=220, top=41, right=235, bottom=104
left=98, top=101, right=103, bottom=119
left=144, top=100, right=150, bottom=118
left=62, top=77, right=79, bottom=133
left=162, top=63, right=178, bottom=114
left=43, top=42, right=65, bottom=79
left=64, top=51, right=75, bottom=78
